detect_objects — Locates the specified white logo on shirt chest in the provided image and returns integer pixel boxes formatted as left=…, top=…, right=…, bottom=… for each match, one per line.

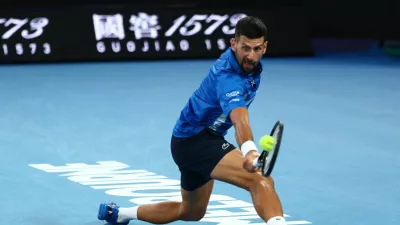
left=226, top=91, right=240, bottom=97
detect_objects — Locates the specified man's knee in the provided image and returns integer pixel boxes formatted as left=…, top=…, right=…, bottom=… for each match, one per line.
left=179, top=204, right=207, bottom=221
left=248, top=174, right=275, bottom=191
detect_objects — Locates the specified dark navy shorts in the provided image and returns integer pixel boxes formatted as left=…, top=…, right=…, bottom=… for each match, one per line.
left=171, top=128, right=236, bottom=191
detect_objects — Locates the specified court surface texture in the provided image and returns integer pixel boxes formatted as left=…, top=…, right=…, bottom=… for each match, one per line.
left=1, top=52, right=399, bottom=225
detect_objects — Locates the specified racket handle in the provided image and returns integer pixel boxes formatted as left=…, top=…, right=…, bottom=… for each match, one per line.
left=253, top=157, right=260, bottom=167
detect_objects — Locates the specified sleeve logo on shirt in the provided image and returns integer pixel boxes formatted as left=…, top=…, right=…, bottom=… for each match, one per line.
left=229, top=98, right=240, bottom=103
left=226, top=91, right=240, bottom=97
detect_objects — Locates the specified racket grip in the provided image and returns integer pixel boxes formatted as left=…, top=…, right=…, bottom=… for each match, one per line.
left=253, top=157, right=260, bottom=167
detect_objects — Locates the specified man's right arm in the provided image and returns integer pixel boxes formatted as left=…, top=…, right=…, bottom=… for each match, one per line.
left=229, top=107, right=260, bottom=172
left=229, top=107, right=256, bottom=154
left=216, top=73, right=259, bottom=172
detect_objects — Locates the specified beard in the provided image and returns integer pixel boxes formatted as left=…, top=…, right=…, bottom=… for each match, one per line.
left=241, top=58, right=257, bottom=73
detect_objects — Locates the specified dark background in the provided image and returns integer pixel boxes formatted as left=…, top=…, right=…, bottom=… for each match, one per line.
left=0, top=0, right=399, bottom=63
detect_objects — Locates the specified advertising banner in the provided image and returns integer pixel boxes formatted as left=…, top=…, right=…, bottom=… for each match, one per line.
left=0, top=6, right=312, bottom=63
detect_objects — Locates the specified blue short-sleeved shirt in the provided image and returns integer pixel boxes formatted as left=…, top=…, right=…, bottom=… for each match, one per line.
left=172, top=47, right=263, bottom=138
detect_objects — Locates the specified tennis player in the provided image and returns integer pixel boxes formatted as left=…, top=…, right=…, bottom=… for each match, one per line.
left=98, top=16, right=287, bottom=225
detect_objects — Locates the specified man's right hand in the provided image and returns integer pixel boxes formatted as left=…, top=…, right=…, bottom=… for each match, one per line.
left=243, top=150, right=260, bottom=173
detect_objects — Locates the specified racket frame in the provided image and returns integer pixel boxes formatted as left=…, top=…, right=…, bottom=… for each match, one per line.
left=256, top=120, right=284, bottom=177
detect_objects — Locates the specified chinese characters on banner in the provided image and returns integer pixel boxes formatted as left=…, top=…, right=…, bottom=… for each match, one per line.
left=92, top=12, right=247, bottom=54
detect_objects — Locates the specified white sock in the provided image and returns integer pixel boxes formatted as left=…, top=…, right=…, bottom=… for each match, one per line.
left=116, top=206, right=140, bottom=223
left=266, top=216, right=287, bottom=225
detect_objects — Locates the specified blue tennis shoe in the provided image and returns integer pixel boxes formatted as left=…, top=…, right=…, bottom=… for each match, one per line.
left=98, top=202, right=129, bottom=225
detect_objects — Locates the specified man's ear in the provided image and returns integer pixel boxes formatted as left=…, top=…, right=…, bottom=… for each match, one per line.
left=230, top=38, right=237, bottom=51
left=263, top=41, right=268, bottom=54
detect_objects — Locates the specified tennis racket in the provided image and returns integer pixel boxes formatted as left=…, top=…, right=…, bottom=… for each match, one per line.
left=252, top=120, right=284, bottom=177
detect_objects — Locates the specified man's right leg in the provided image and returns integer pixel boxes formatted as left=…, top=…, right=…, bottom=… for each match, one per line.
left=98, top=130, right=216, bottom=224
left=98, top=179, right=214, bottom=224
left=136, top=179, right=214, bottom=223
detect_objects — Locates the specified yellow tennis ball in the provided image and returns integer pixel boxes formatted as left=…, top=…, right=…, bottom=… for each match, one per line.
left=259, top=135, right=275, bottom=152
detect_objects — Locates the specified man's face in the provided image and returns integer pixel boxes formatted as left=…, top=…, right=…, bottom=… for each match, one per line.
left=231, top=35, right=267, bottom=73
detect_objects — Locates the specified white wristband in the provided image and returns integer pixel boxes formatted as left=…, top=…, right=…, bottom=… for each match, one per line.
left=240, top=140, right=258, bottom=156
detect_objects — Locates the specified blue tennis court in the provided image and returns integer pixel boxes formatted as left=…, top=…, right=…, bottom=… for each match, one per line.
left=1, top=52, right=399, bottom=225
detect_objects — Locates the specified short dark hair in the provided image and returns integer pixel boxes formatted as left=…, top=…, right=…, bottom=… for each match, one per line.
left=235, top=16, right=267, bottom=41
